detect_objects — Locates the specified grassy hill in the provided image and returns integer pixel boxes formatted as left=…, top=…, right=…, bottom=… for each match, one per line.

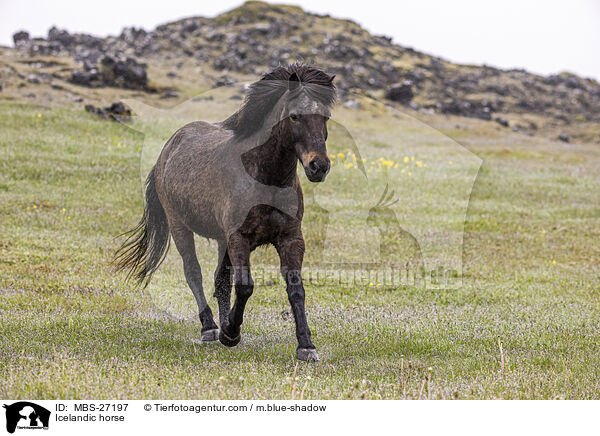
left=1, top=1, right=599, bottom=142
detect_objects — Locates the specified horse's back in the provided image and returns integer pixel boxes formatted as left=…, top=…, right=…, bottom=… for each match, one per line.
left=169, top=120, right=232, bottom=152
left=154, top=120, right=234, bottom=239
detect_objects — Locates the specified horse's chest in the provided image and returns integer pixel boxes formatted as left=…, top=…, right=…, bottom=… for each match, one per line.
left=239, top=205, right=298, bottom=248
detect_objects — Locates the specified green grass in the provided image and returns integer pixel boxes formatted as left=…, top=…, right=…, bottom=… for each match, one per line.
left=1, top=101, right=599, bottom=399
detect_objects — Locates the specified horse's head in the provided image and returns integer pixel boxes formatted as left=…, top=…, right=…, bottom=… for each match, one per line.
left=281, top=72, right=335, bottom=182
left=221, top=64, right=336, bottom=182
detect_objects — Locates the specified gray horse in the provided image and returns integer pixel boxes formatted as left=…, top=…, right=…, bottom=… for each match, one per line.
left=115, top=64, right=336, bottom=361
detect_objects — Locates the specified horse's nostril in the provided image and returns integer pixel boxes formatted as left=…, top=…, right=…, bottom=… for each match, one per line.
left=307, top=158, right=330, bottom=180
left=309, top=159, right=320, bottom=172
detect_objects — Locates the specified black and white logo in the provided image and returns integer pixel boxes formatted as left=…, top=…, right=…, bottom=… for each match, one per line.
left=3, top=402, right=50, bottom=434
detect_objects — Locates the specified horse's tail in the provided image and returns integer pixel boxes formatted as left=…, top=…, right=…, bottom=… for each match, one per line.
left=113, top=166, right=170, bottom=287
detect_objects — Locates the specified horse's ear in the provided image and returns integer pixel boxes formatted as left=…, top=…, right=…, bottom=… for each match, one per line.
left=329, top=74, right=336, bottom=83
left=289, top=72, right=300, bottom=91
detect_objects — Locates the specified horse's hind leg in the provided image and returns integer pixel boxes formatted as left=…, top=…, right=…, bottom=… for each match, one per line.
left=219, top=233, right=252, bottom=347
left=170, top=224, right=219, bottom=341
left=214, top=240, right=232, bottom=328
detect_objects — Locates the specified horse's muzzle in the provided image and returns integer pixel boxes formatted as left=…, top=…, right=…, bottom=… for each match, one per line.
left=305, top=157, right=330, bottom=182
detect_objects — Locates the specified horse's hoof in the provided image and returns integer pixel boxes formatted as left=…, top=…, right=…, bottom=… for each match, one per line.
left=201, top=328, right=220, bottom=342
left=296, top=348, right=320, bottom=362
left=219, top=329, right=241, bottom=347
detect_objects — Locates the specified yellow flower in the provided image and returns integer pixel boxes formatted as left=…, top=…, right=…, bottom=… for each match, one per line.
left=403, top=156, right=409, bottom=163
left=408, top=171, right=412, bottom=176
left=62, top=208, right=66, bottom=213
left=448, top=161, right=453, bottom=165
left=67, top=216, right=71, bottom=220
left=416, top=161, right=422, bottom=167
left=37, top=113, right=42, bottom=118
left=411, top=156, right=415, bottom=161
left=338, top=152, right=345, bottom=160
left=553, top=260, right=557, bottom=265
left=33, top=204, right=37, bottom=209
left=394, top=163, right=399, bottom=168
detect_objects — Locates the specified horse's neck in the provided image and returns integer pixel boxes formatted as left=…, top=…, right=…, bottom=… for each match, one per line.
left=242, top=134, right=297, bottom=187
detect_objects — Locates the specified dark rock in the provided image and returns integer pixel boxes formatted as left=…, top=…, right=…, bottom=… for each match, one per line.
left=98, top=55, right=148, bottom=90
left=182, top=21, right=199, bottom=34
left=85, top=101, right=132, bottom=121
left=544, top=74, right=584, bottom=90
left=47, top=27, right=74, bottom=47
left=71, top=69, right=100, bottom=87
left=486, top=84, right=511, bottom=96
left=26, top=74, right=41, bottom=84
left=385, top=81, right=414, bottom=104
left=495, top=117, right=509, bottom=127
left=72, top=34, right=104, bottom=50
left=119, top=27, right=147, bottom=43
left=441, top=99, right=492, bottom=121
left=160, top=90, right=179, bottom=99
left=215, top=75, right=237, bottom=87
left=75, top=50, right=103, bottom=67
left=107, top=101, right=130, bottom=115
left=558, top=133, right=570, bottom=143
left=12, top=30, right=30, bottom=45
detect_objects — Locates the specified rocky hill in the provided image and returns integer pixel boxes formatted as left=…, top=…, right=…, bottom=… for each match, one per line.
left=1, top=1, right=599, bottom=141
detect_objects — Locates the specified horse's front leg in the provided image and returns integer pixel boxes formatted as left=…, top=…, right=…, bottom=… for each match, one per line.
left=219, top=233, right=252, bottom=347
left=276, top=234, right=318, bottom=361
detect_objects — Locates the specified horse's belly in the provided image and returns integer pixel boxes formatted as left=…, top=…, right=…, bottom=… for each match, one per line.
left=178, top=200, right=224, bottom=239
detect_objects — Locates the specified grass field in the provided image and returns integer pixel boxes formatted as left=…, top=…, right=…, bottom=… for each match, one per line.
left=1, top=100, right=599, bottom=399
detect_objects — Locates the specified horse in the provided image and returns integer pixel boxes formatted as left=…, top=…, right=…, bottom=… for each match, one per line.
left=114, top=64, right=336, bottom=361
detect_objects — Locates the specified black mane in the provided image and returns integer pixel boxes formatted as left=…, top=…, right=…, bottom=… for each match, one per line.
left=222, top=63, right=336, bottom=138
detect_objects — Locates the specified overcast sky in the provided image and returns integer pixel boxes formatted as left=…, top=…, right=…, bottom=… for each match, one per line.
left=1, top=0, right=598, bottom=80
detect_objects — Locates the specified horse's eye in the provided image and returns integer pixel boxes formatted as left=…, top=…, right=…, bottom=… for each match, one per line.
left=289, top=113, right=301, bottom=121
